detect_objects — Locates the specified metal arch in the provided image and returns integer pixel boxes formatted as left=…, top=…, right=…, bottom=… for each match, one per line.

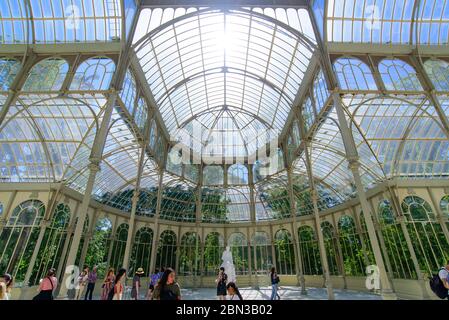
left=177, top=105, right=273, bottom=130
left=391, top=98, right=443, bottom=177
left=157, top=67, right=293, bottom=109
left=133, top=7, right=317, bottom=52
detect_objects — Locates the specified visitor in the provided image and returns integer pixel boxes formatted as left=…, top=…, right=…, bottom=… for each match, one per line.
left=226, top=282, right=243, bottom=300
left=158, top=267, right=165, bottom=279
left=1, top=274, right=13, bottom=300
left=0, top=281, right=7, bottom=300
left=152, top=268, right=181, bottom=300
left=33, top=268, right=57, bottom=300
left=84, top=266, right=97, bottom=300
left=75, top=267, right=89, bottom=300
left=131, top=267, right=145, bottom=300
left=270, top=267, right=281, bottom=300
left=110, top=268, right=126, bottom=300
left=147, top=268, right=160, bottom=300
left=101, top=268, right=115, bottom=300
left=439, top=261, right=449, bottom=298
left=216, top=267, right=228, bottom=300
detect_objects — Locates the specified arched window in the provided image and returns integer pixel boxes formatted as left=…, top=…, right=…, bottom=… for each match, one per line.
left=201, top=188, right=227, bottom=223
left=23, top=58, right=69, bottom=91
left=179, top=232, right=200, bottom=276
left=228, top=164, right=248, bottom=185
left=377, top=200, right=415, bottom=279
left=312, top=69, right=329, bottom=114
left=334, top=57, right=377, bottom=90
left=302, top=97, right=315, bottom=132
left=401, top=195, right=449, bottom=275
left=110, top=223, right=129, bottom=272
left=441, top=195, right=449, bottom=217
left=321, top=221, right=340, bottom=275
left=379, top=59, right=423, bottom=91
left=228, top=233, right=249, bottom=275
left=156, top=230, right=177, bottom=270
left=0, top=58, right=21, bottom=91
left=130, top=227, right=153, bottom=275
left=251, top=232, right=272, bottom=272
left=31, top=203, right=71, bottom=285
left=0, top=200, right=45, bottom=282
left=204, top=232, right=225, bottom=276
left=424, top=59, right=449, bottom=91
left=70, top=57, right=115, bottom=91
left=337, top=215, right=365, bottom=276
left=203, top=166, right=224, bottom=185
left=160, top=182, right=196, bottom=222
left=298, top=226, right=322, bottom=275
left=85, top=217, right=113, bottom=277
left=120, top=70, right=137, bottom=115
left=274, top=229, right=295, bottom=275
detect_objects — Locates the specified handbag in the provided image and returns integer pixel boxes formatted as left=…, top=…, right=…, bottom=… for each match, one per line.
left=33, top=277, right=54, bottom=300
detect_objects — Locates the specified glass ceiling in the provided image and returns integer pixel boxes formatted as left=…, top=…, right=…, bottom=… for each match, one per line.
left=133, top=7, right=316, bottom=159
left=1, top=1, right=449, bottom=223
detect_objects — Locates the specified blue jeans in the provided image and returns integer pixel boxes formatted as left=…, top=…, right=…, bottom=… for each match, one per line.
left=270, top=284, right=280, bottom=300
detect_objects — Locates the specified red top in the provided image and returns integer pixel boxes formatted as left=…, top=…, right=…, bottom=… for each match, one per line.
left=39, top=277, right=57, bottom=291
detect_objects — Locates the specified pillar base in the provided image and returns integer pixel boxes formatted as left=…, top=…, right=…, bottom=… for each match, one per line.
left=380, top=290, right=397, bottom=300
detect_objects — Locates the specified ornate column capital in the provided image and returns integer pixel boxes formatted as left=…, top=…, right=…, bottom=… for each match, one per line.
left=347, top=157, right=360, bottom=170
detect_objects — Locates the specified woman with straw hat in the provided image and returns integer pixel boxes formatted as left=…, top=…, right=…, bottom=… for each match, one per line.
left=131, top=268, right=145, bottom=300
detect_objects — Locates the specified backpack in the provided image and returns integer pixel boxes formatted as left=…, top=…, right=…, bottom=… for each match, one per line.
left=429, top=268, right=448, bottom=299
left=275, top=276, right=280, bottom=284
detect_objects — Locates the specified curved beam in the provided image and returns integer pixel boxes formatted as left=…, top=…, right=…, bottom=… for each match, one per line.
left=133, top=7, right=316, bottom=52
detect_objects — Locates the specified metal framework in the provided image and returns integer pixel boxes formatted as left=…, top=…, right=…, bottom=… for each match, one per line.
left=0, top=0, right=449, bottom=300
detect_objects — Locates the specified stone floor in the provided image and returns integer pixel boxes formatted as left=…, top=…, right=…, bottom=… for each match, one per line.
left=110, top=286, right=381, bottom=300
left=180, top=286, right=382, bottom=300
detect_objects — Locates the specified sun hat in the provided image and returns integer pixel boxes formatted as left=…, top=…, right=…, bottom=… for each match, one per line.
left=136, top=268, right=145, bottom=275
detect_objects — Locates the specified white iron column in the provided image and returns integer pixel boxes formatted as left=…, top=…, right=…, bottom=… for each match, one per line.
left=302, top=142, right=334, bottom=300
left=334, top=92, right=396, bottom=300
left=123, top=129, right=149, bottom=271
left=58, top=93, right=116, bottom=298
left=148, top=168, right=164, bottom=275
left=286, top=167, right=307, bottom=294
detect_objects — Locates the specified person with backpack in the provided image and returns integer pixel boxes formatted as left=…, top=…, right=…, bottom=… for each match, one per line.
left=152, top=268, right=181, bottom=300
left=435, top=261, right=449, bottom=299
left=146, top=268, right=160, bottom=300
left=270, top=267, right=281, bottom=300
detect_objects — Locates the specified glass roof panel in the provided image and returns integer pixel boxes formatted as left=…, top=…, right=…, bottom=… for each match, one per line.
left=0, top=0, right=123, bottom=44
left=134, top=8, right=315, bottom=160
left=326, top=0, right=449, bottom=45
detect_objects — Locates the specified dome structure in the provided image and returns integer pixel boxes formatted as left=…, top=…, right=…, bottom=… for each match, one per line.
left=0, top=0, right=448, bottom=300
